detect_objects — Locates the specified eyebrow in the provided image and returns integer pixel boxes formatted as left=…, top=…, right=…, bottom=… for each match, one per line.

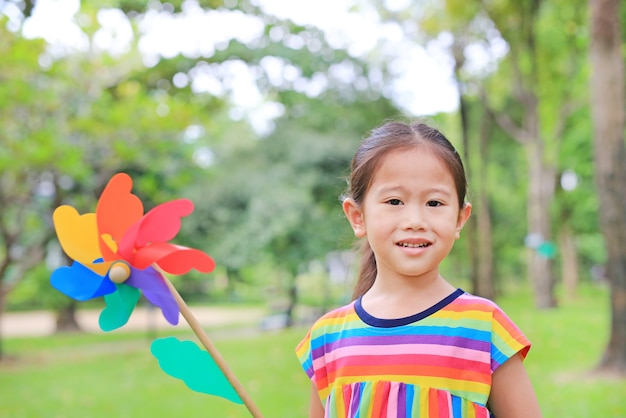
left=375, top=185, right=454, bottom=197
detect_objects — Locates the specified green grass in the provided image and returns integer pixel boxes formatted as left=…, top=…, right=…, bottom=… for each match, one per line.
left=503, top=284, right=625, bottom=418
left=1, top=284, right=625, bottom=417
left=1, top=327, right=310, bottom=418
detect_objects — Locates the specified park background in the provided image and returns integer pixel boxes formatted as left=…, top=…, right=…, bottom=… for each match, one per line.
left=1, top=0, right=626, bottom=416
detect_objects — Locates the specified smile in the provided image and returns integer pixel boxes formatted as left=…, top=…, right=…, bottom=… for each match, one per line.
left=398, top=242, right=430, bottom=248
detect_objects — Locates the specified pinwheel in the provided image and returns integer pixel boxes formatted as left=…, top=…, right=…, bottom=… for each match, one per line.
left=50, top=172, right=263, bottom=417
left=50, top=172, right=215, bottom=331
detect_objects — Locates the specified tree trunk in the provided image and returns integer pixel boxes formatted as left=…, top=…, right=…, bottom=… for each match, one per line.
left=453, top=44, right=495, bottom=300
left=475, top=105, right=495, bottom=299
left=526, top=112, right=558, bottom=309
left=55, top=301, right=81, bottom=333
left=285, top=281, right=298, bottom=328
left=559, top=226, right=579, bottom=299
left=0, top=285, right=6, bottom=360
left=589, top=0, right=626, bottom=375
left=458, top=91, right=481, bottom=297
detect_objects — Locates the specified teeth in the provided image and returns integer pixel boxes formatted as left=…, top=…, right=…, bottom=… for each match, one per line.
left=399, top=242, right=428, bottom=248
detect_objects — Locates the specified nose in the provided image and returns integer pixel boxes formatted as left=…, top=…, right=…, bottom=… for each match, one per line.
left=401, top=205, right=428, bottom=230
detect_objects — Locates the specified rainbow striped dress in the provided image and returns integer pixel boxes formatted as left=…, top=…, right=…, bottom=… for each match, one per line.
left=296, top=289, right=531, bottom=417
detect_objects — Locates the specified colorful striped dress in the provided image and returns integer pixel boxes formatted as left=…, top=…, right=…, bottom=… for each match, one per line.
left=296, top=289, right=531, bottom=417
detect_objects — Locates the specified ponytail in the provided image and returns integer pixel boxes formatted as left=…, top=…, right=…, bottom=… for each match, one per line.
left=352, top=240, right=376, bottom=299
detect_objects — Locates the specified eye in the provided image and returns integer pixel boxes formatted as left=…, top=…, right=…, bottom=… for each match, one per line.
left=426, top=200, right=443, bottom=207
left=386, top=198, right=403, bottom=206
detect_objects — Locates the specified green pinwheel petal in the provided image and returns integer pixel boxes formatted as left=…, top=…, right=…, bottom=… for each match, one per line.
left=99, top=284, right=140, bottom=332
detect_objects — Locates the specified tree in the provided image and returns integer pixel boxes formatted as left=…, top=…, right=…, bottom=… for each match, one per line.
left=478, top=0, right=588, bottom=308
left=589, top=0, right=626, bottom=375
left=0, top=22, right=71, bottom=358
left=0, top=3, right=234, bottom=351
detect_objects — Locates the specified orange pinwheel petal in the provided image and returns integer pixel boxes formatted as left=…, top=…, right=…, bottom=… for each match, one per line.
left=96, top=173, right=144, bottom=259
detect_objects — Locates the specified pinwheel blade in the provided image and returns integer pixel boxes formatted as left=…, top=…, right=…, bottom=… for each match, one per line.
left=133, top=243, right=216, bottom=274
left=50, top=261, right=116, bottom=301
left=52, top=206, right=101, bottom=266
left=96, top=173, right=144, bottom=260
left=127, top=266, right=179, bottom=326
left=151, top=337, right=243, bottom=404
left=135, top=199, right=194, bottom=247
left=99, top=284, right=141, bottom=332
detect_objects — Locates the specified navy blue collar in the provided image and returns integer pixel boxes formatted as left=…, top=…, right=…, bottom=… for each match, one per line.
left=355, top=288, right=465, bottom=328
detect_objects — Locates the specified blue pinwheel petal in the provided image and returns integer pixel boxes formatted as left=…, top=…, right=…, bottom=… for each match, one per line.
left=127, top=266, right=179, bottom=326
left=50, top=261, right=116, bottom=301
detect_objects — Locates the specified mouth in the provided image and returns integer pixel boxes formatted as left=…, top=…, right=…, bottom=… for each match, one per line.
left=397, top=241, right=430, bottom=248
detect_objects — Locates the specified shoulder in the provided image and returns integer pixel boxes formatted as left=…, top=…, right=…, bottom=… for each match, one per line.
left=296, top=301, right=357, bottom=356
left=309, top=301, right=358, bottom=330
left=446, top=291, right=505, bottom=317
left=451, top=292, right=525, bottom=334
left=455, top=292, right=531, bottom=363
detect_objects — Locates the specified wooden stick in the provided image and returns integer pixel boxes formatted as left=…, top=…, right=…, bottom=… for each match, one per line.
left=161, top=273, right=264, bottom=418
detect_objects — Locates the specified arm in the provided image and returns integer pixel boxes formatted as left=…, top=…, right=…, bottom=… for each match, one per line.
left=309, top=384, right=325, bottom=418
left=488, top=354, right=542, bottom=418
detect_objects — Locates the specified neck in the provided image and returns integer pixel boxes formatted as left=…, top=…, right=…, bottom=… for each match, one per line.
left=360, top=274, right=456, bottom=319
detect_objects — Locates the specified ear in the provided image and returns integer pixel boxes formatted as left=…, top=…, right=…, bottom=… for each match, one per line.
left=342, top=198, right=366, bottom=238
left=455, top=202, right=472, bottom=239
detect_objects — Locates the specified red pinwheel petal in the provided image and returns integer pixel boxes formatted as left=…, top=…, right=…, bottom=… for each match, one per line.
left=156, top=248, right=216, bottom=275
left=96, top=173, right=144, bottom=258
left=133, top=242, right=215, bottom=275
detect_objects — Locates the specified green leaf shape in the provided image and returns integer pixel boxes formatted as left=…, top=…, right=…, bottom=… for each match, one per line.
left=150, top=337, right=243, bottom=404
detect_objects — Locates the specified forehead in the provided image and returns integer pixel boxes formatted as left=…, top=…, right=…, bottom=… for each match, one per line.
left=370, top=146, right=457, bottom=192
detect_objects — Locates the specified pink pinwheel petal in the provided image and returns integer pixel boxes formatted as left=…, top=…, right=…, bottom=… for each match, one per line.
left=117, top=199, right=194, bottom=263
left=135, top=199, right=194, bottom=247
left=127, top=266, right=179, bottom=325
left=117, top=220, right=140, bottom=261
left=133, top=243, right=215, bottom=274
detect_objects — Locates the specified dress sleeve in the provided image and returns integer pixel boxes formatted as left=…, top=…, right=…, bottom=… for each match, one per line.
left=490, top=304, right=531, bottom=373
left=296, top=327, right=316, bottom=380
left=296, top=321, right=332, bottom=403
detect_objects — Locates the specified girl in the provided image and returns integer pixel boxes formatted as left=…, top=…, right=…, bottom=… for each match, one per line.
left=296, top=121, right=541, bottom=417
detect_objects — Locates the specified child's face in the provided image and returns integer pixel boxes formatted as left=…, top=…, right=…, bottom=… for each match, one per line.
left=344, top=146, right=471, bottom=283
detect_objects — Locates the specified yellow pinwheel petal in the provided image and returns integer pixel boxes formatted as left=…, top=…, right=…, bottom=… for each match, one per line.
left=53, top=205, right=102, bottom=265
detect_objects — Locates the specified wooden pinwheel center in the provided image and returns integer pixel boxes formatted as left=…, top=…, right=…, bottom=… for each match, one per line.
left=108, top=261, right=131, bottom=284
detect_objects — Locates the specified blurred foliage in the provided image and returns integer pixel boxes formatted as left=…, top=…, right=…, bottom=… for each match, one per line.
left=0, top=0, right=610, bottom=319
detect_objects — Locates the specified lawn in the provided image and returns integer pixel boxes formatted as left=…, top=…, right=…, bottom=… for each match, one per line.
left=1, top=284, right=624, bottom=417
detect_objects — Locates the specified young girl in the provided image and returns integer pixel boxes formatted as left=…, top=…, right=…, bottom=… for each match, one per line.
left=296, top=121, right=541, bottom=417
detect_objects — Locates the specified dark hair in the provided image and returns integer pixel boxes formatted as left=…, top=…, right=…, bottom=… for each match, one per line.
left=345, top=121, right=468, bottom=299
